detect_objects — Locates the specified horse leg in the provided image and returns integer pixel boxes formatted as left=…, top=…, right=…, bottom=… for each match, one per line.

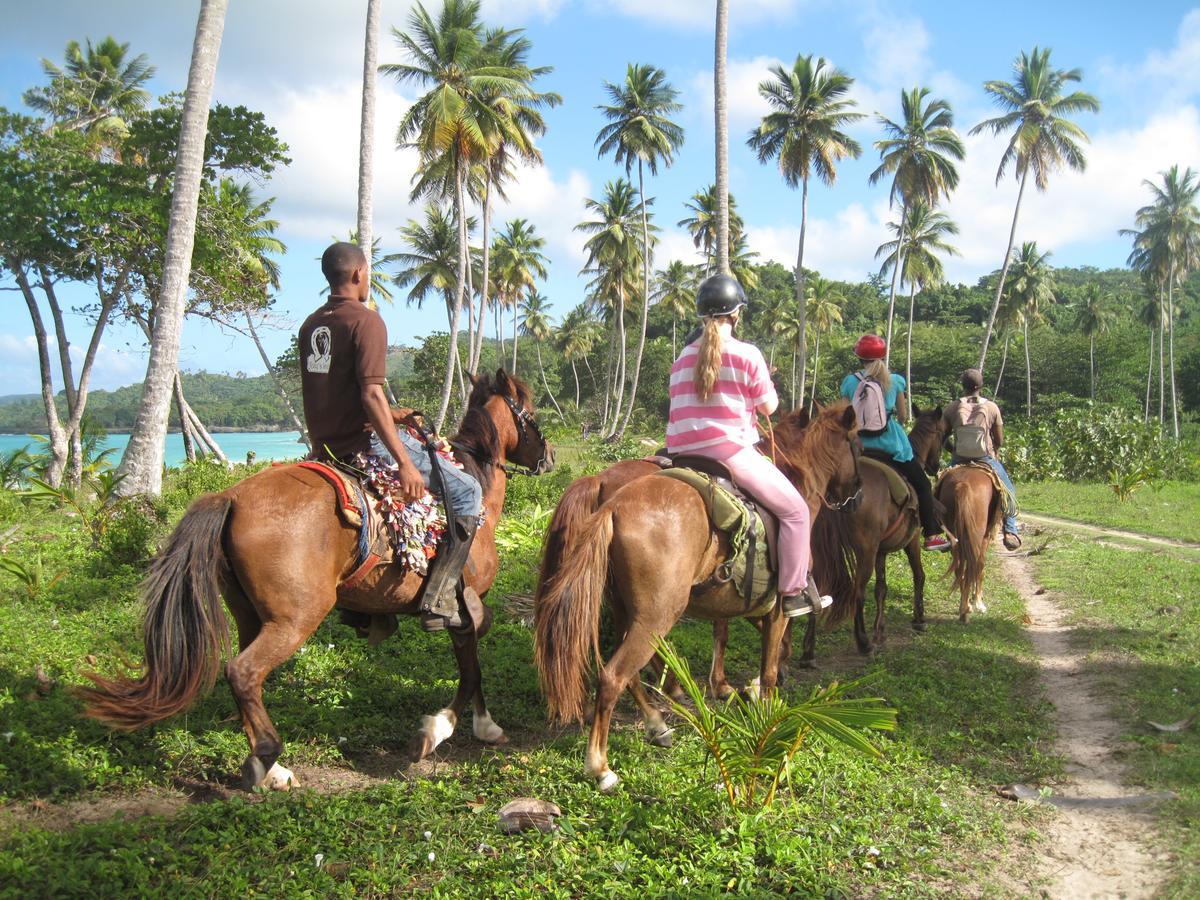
left=777, top=619, right=794, bottom=686
left=757, top=609, right=787, bottom=697
left=872, top=553, right=888, bottom=647
left=585, top=621, right=661, bottom=792
left=852, top=546, right=874, bottom=655
left=709, top=620, right=736, bottom=700
left=905, top=538, right=926, bottom=632
left=412, top=625, right=504, bottom=760
left=626, top=676, right=673, bottom=747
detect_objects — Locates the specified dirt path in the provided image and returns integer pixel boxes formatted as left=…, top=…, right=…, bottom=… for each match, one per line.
left=999, top=545, right=1166, bottom=899
left=1022, top=512, right=1200, bottom=551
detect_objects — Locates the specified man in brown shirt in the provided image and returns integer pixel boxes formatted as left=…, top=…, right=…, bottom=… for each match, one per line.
left=299, top=242, right=482, bottom=632
left=942, top=368, right=1021, bottom=549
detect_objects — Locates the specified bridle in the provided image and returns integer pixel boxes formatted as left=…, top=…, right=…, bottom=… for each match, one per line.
left=499, top=394, right=551, bottom=477
left=823, top=434, right=864, bottom=512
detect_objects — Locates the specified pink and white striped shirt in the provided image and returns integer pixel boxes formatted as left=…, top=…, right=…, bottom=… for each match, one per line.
left=666, top=336, right=777, bottom=458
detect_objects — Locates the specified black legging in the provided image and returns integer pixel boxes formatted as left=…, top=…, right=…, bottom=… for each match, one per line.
left=892, top=456, right=941, bottom=537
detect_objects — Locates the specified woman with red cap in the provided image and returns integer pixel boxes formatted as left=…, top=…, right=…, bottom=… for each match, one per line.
left=840, top=335, right=949, bottom=551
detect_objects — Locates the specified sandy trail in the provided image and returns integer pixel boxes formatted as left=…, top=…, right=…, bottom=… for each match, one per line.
left=1021, top=512, right=1200, bottom=551
left=999, top=545, right=1167, bottom=899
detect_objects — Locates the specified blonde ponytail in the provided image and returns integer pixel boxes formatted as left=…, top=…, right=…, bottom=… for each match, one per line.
left=863, top=358, right=892, bottom=394
left=694, top=317, right=725, bottom=400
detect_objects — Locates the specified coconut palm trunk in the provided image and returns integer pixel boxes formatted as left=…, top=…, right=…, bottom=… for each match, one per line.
left=356, top=0, right=380, bottom=262
left=809, top=327, right=822, bottom=411
left=570, top=358, right=580, bottom=407
left=977, top=169, right=1029, bottom=373
left=116, top=0, right=228, bottom=496
left=905, top=278, right=916, bottom=405
left=1158, top=287, right=1165, bottom=422
left=1167, top=264, right=1179, bottom=439
left=995, top=334, right=1009, bottom=395
left=714, top=0, right=730, bottom=275
left=1089, top=332, right=1095, bottom=401
left=607, top=288, right=628, bottom=436
left=435, top=160, right=469, bottom=432
left=883, top=198, right=907, bottom=367
left=1144, top=323, right=1154, bottom=422
left=795, top=175, right=810, bottom=402
left=14, top=267, right=68, bottom=485
left=173, top=374, right=197, bottom=463
left=472, top=177, right=493, bottom=374
left=244, top=309, right=309, bottom=450
left=1023, top=317, right=1032, bottom=417
left=535, top=342, right=563, bottom=419
left=616, top=160, right=652, bottom=438
left=511, top=298, right=519, bottom=372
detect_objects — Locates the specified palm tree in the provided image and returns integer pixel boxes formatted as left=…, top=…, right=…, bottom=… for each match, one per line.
left=770, top=308, right=803, bottom=405
left=1073, top=284, right=1115, bottom=401
left=868, top=87, right=964, bottom=364
left=875, top=199, right=959, bottom=401
left=971, top=47, right=1099, bottom=373
left=1123, top=229, right=1170, bottom=422
left=558, top=303, right=601, bottom=407
left=492, top=218, right=549, bottom=373
left=116, top=0, right=229, bottom=497
left=729, top=232, right=761, bottom=292
left=805, top=275, right=844, bottom=408
left=384, top=0, right=536, bottom=429
left=23, top=36, right=155, bottom=141
left=575, top=179, right=650, bottom=434
left=357, top=0, right=382, bottom=267
left=1136, top=289, right=1160, bottom=421
left=653, top=260, right=697, bottom=356
left=1003, top=242, right=1056, bottom=416
left=1126, top=165, right=1200, bottom=438
left=714, top=0, right=730, bottom=274
left=678, top=185, right=745, bottom=274
left=519, top=290, right=563, bottom=418
left=597, top=63, right=684, bottom=438
left=747, top=54, right=863, bottom=404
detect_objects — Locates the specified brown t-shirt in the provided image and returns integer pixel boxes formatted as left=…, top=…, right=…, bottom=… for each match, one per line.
left=942, top=395, right=1003, bottom=457
left=298, top=296, right=387, bottom=458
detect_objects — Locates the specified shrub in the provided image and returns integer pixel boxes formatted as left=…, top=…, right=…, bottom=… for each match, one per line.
left=98, top=497, right=167, bottom=569
left=160, top=458, right=265, bottom=516
left=502, top=463, right=578, bottom=516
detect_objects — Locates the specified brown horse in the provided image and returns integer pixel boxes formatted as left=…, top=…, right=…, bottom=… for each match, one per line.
left=796, top=406, right=948, bottom=661
left=534, top=403, right=860, bottom=790
left=936, top=463, right=1002, bottom=622
left=81, top=371, right=552, bottom=790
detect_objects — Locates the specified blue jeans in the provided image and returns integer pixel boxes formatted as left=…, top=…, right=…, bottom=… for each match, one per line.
left=371, top=429, right=482, bottom=519
left=954, top=454, right=1018, bottom=533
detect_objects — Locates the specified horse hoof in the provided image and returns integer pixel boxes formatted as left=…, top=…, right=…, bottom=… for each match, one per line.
left=912, top=621, right=926, bottom=633
left=473, top=711, right=506, bottom=744
left=241, top=756, right=267, bottom=791
left=856, top=644, right=873, bottom=657
left=262, top=762, right=296, bottom=791
left=596, top=770, right=620, bottom=792
left=412, top=709, right=457, bottom=760
left=974, top=601, right=988, bottom=615
left=648, top=727, right=674, bottom=748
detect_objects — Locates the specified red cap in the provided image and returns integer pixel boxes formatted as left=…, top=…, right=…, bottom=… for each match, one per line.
left=854, top=334, right=886, bottom=360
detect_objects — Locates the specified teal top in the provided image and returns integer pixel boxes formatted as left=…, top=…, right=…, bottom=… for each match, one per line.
left=839, top=370, right=913, bottom=463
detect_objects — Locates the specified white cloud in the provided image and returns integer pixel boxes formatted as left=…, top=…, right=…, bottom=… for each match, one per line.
left=493, top=162, right=593, bottom=268
left=599, top=0, right=806, bottom=29
left=1100, top=8, right=1200, bottom=113
left=690, top=55, right=784, bottom=131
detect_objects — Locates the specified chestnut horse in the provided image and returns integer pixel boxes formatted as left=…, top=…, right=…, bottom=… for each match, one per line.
left=534, top=403, right=860, bottom=790
left=81, top=371, right=552, bottom=790
left=936, top=463, right=1002, bottom=622
left=798, top=405, right=948, bottom=661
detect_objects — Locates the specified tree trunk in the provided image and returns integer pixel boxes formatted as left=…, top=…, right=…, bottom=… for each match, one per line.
left=714, top=0, right=730, bottom=275
left=905, top=279, right=918, bottom=407
left=584, top=353, right=598, bottom=392
left=1158, top=285, right=1165, bottom=422
left=977, top=168, right=1029, bottom=374
left=789, top=340, right=797, bottom=407
left=434, top=161, right=469, bottom=432
left=1167, top=263, right=1179, bottom=439
left=672, top=317, right=677, bottom=359
left=795, top=175, right=810, bottom=404
left=994, top=333, right=1009, bottom=395
left=536, top=342, right=563, bottom=419
left=472, top=175, right=492, bottom=375
left=40, top=269, right=76, bottom=413
left=15, top=265, right=68, bottom=486
left=356, top=0, right=380, bottom=263
left=601, top=320, right=615, bottom=423
left=809, top=327, right=821, bottom=412
left=607, top=287, right=628, bottom=437
left=1024, top=317, right=1032, bottom=418
left=495, top=295, right=505, bottom=371
left=883, top=198, right=907, bottom=368
left=116, top=0, right=228, bottom=497
left=174, top=373, right=197, bottom=463
left=571, top=358, right=580, bottom=407
left=244, top=309, right=309, bottom=450
left=1089, top=333, right=1095, bottom=401
left=181, top=392, right=229, bottom=465
left=1144, top=321, right=1154, bottom=422
left=617, top=159, right=653, bottom=438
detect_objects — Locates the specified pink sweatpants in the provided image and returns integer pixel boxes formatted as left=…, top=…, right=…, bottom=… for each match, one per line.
left=691, top=444, right=812, bottom=596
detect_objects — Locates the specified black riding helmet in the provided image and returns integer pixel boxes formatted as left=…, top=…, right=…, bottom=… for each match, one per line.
left=695, top=273, right=746, bottom=318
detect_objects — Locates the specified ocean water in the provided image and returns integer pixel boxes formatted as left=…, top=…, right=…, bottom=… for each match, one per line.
left=0, top=431, right=307, bottom=469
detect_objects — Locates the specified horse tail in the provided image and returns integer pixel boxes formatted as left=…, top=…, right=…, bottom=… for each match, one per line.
left=534, top=505, right=613, bottom=724
left=949, top=480, right=986, bottom=602
left=79, top=493, right=233, bottom=730
left=810, top=509, right=859, bottom=627
left=537, top=473, right=604, bottom=594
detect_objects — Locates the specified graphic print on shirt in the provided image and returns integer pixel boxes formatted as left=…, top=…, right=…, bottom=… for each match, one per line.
left=306, top=325, right=332, bottom=374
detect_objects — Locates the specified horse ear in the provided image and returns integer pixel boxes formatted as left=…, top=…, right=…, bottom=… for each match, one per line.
left=467, top=371, right=482, bottom=388
left=793, top=408, right=811, bottom=428
left=933, top=404, right=943, bottom=418
left=841, top=404, right=857, bottom=430
left=912, top=401, right=922, bottom=416
left=494, top=368, right=510, bottom=391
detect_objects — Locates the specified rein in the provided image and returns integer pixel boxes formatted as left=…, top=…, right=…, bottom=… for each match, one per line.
left=498, top=394, right=550, bottom=478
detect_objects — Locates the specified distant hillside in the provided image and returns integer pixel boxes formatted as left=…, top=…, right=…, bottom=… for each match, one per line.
left=0, top=394, right=38, bottom=407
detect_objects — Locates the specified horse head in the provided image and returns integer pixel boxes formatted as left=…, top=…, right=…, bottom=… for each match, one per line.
left=469, top=369, right=555, bottom=476
left=774, top=401, right=862, bottom=512
left=909, top=405, right=946, bottom=477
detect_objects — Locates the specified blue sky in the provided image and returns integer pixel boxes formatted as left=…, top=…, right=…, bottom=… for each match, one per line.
left=2, top=0, right=1199, bottom=393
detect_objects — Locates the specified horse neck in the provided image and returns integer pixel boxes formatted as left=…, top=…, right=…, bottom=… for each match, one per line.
left=788, top=426, right=839, bottom=506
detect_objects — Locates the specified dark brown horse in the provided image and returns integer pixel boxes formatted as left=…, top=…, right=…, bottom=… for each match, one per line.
left=81, top=371, right=552, bottom=790
left=797, top=405, right=948, bottom=661
left=534, top=403, right=860, bottom=790
left=936, top=463, right=1002, bottom=622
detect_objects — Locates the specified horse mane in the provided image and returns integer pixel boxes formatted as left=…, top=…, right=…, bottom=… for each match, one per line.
left=774, top=400, right=856, bottom=500
left=450, top=370, right=533, bottom=495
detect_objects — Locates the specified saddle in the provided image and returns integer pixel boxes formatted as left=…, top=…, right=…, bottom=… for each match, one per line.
left=650, top=455, right=777, bottom=610
left=293, top=461, right=393, bottom=591
left=939, top=461, right=1018, bottom=518
left=861, top=451, right=917, bottom=510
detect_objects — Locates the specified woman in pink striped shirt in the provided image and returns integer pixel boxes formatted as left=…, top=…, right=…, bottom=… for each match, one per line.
left=666, top=275, right=829, bottom=619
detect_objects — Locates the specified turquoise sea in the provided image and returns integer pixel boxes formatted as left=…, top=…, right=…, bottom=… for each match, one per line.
left=0, top=431, right=307, bottom=468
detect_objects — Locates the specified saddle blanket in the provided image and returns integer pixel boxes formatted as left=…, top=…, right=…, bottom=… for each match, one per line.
left=938, top=461, right=1018, bottom=519
left=861, top=454, right=916, bottom=509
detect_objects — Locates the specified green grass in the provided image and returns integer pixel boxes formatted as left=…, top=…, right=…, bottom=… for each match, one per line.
left=0, top=469, right=1059, bottom=896
left=1019, top=481, right=1200, bottom=543
left=1030, top=537, right=1200, bottom=898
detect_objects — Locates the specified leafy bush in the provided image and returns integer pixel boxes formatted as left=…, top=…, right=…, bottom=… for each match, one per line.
left=160, top=458, right=265, bottom=516
left=1004, top=404, right=1200, bottom=483
left=97, top=497, right=167, bottom=569
left=501, top=462, right=577, bottom=515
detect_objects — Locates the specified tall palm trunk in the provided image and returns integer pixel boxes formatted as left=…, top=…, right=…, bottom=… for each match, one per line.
left=994, top=333, right=1009, bottom=395
left=472, top=176, right=493, bottom=374
left=1167, top=263, right=1179, bottom=439
left=904, top=279, right=917, bottom=406
left=570, top=358, right=580, bottom=407
left=883, top=198, right=908, bottom=368
left=1144, top=322, right=1154, bottom=422
left=511, top=297, right=519, bottom=372
left=789, top=341, right=797, bottom=406
left=616, top=159, right=652, bottom=438
left=607, top=287, right=628, bottom=436
left=535, top=342, right=563, bottom=419
left=15, top=266, right=68, bottom=486
left=977, top=168, right=1029, bottom=373
left=714, top=0, right=730, bottom=274
left=116, top=0, right=228, bottom=497
left=809, top=327, right=821, bottom=412
left=1158, top=286, right=1165, bottom=422
left=1089, top=333, right=1095, bottom=401
left=244, top=309, right=309, bottom=450
left=356, top=0, right=380, bottom=263
left=435, top=160, right=469, bottom=432
left=495, top=296, right=505, bottom=368
left=174, top=374, right=197, bottom=463
left=1023, top=317, right=1032, bottom=417
left=795, top=175, right=811, bottom=402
